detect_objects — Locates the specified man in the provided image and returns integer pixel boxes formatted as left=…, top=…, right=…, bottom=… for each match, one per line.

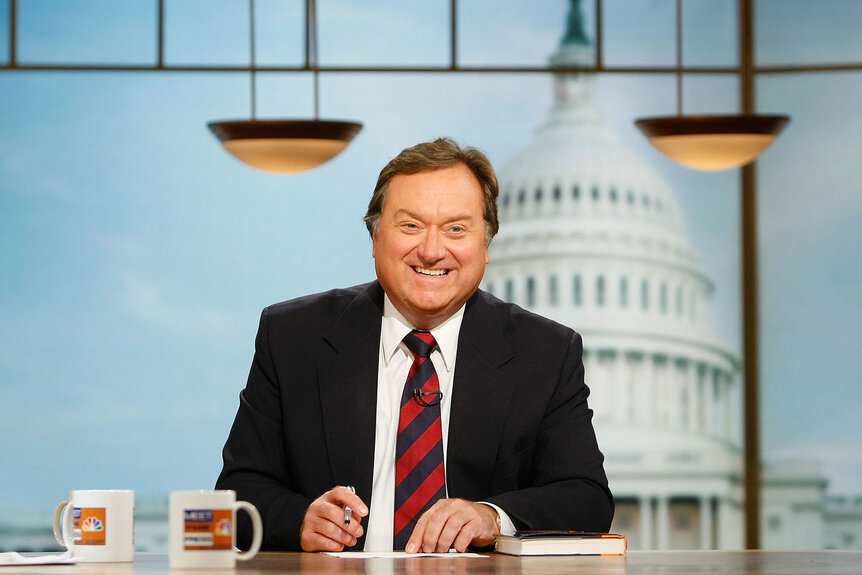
left=216, top=138, right=613, bottom=553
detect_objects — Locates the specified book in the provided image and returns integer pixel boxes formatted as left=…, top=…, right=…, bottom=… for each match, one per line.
left=495, top=531, right=627, bottom=556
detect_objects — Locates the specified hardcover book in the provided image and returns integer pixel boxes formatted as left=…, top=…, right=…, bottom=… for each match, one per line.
left=495, top=531, right=627, bottom=556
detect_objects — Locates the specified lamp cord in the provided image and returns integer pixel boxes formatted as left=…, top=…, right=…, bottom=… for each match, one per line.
left=309, top=0, right=320, bottom=119
left=675, top=0, right=683, bottom=117
left=249, top=0, right=257, bottom=120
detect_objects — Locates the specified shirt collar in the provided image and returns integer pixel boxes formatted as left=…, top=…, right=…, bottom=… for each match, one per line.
left=381, top=294, right=464, bottom=373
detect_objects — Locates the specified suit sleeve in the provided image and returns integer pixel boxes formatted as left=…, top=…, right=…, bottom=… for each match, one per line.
left=215, top=306, right=311, bottom=551
left=484, top=332, right=614, bottom=532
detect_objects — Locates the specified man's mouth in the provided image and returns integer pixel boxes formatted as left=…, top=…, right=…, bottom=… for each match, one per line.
left=413, top=266, right=449, bottom=277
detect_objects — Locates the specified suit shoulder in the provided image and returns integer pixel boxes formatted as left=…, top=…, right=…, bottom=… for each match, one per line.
left=261, top=281, right=379, bottom=328
left=475, top=289, right=579, bottom=342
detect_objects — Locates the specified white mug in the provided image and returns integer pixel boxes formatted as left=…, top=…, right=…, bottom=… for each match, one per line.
left=169, top=490, right=262, bottom=569
left=53, top=489, right=135, bottom=562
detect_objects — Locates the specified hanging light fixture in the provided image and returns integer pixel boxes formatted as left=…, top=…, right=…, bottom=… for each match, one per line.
left=634, top=0, right=788, bottom=171
left=208, top=0, right=362, bottom=174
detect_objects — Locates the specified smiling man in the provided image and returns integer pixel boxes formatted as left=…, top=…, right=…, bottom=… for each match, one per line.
left=372, top=162, right=489, bottom=331
left=216, top=138, right=613, bottom=553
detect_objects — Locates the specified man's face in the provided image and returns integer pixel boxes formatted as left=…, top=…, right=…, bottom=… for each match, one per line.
left=373, top=163, right=490, bottom=330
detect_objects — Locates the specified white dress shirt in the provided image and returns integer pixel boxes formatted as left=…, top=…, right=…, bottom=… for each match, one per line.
left=363, top=295, right=514, bottom=551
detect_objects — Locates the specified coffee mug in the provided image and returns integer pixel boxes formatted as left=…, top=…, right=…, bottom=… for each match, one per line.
left=53, top=489, right=135, bottom=562
left=169, top=490, right=262, bottom=569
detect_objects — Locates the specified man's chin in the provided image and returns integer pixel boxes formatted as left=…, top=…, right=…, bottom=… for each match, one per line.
left=402, top=300, right=456, bottom=329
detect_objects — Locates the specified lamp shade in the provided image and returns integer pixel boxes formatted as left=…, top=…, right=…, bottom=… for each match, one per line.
left=208, top=120, right=363, bottom=174
left=634, top=114, right=789, bottom=171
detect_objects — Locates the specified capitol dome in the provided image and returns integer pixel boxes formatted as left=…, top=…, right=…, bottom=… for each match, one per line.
left=483, top=0, right=742, bottom=550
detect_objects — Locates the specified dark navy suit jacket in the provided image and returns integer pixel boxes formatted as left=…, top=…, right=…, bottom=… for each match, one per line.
left=216, top=281, right=613, bottom=550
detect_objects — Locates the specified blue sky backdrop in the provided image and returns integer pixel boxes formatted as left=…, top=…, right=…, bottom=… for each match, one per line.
left=2, top=0, right=861, bottom=533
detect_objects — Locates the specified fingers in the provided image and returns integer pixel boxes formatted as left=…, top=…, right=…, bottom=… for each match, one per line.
left=300, top=486, right=369, bottom=552
left=405, top=499, right=498, bottom=554
left=334, top=485, right=370, bottom=521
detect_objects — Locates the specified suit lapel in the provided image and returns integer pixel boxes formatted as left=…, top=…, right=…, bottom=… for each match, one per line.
left=318, top=282, right=384, bottom=523
left=447, top=291, right=516, bottom=500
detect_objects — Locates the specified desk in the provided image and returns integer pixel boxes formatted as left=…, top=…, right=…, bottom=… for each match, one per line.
left=5, top=551, right=862, bottom=575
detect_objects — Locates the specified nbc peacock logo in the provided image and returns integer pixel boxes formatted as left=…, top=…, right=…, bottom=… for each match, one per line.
left=81, top=516, right=105, bottom=532
left=214, top=518, right=232, bottom=537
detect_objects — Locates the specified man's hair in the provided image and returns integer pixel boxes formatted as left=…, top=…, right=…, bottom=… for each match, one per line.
left=363, top=137, right=500, bottom=246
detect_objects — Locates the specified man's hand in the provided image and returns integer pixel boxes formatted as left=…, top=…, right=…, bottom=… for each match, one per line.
left=405, top=499, right=499, bottom=553
left=300, top=486, right=368, bottom=552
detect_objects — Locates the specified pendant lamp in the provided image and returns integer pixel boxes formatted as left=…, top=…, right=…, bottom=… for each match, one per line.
left=208, top=0, right=362, bottom=174
left=634, top=0, right=788, bottom=171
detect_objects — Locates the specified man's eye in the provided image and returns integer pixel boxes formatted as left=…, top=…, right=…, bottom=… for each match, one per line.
left=450, top=226, right=464, bottom=233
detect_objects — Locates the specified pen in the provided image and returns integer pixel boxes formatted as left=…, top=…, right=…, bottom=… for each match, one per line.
left=344, top=485, right=355, bottom=526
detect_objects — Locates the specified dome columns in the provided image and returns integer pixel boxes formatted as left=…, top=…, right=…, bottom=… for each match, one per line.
left=582, top=347, right=737, bottom=444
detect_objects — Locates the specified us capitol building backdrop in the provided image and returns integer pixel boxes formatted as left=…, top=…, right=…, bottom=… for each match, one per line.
left=481, top=0, right=862, bottom=551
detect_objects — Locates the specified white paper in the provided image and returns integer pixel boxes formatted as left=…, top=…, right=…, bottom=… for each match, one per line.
left=323, top=551, right=487, bottom=558
left=0, top=551, right=78, bottom=566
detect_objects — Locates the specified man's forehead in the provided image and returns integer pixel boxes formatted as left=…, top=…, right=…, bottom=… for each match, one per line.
left=387, top=168, right=481, bottom=196
left=389, top=163, right=477, bottom=184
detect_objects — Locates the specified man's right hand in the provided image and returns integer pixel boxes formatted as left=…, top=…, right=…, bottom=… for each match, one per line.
left=300, top=486, right=368, bottom=552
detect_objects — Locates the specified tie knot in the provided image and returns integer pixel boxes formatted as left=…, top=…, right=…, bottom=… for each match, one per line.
left=403, top=330, right=437, bottom=359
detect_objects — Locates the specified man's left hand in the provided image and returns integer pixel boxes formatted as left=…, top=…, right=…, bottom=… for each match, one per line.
left=405, top=499, right=499, bottom=553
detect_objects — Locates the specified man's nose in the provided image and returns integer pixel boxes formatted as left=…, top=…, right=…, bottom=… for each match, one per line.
left=417, top=230, right=446, bottom=262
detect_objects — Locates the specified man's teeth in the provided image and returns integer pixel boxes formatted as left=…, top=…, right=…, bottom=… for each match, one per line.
left=414, top=267, right=448, bottom=276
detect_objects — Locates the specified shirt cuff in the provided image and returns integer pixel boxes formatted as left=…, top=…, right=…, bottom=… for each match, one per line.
left=480, top=502, right=516, bottom=536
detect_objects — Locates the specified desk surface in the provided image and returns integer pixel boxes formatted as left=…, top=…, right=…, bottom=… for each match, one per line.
left=7, top=551, right=862, bottom=575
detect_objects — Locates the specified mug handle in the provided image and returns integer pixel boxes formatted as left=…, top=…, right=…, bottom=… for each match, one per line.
left=52, top=501, right=73, bottom=549
left=233, top=501, right=263, bottom=561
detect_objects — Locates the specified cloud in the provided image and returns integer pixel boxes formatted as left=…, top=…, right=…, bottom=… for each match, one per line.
left=106, top=235, right=251, bottom=341
left=767, top=442, right=862, bottom=494
left=758, top=74, right=862, bottom=249
left=114, top=269, right=244, bottom=340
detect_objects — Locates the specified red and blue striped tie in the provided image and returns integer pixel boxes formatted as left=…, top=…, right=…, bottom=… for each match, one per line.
left=393, top=330, right=446, bottom=550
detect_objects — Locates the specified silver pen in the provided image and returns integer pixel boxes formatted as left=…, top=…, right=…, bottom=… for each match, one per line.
left=344, top=485, right=356, bottom=525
